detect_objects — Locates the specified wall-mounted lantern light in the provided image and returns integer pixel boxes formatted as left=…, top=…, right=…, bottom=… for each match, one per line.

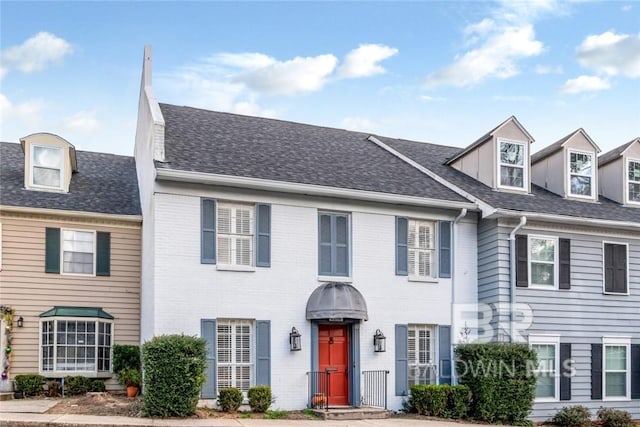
left=289, top=327, right=301, bottom=351
left=373, top=329, right=386, bottom=352
left=17, top=316, right=24, bottom=328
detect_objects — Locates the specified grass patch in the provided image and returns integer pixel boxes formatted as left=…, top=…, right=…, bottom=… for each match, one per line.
left=302, top=408, right=316, bottom=416
left=265, top=410, right=288, bottom=419
left=239, top=411, right=252, bottom=418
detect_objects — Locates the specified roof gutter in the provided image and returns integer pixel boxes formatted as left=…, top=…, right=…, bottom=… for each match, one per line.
left=508, top=216, right=527, bottom=342
left=367, top=136, right=495, bottom=217
left=155, top=168, right=476, bottom=211
left=0, top=205, right=142, bottom=224
left=493, top=208, right=640, bottom=231
left=450, top=207, right=467, bottom=384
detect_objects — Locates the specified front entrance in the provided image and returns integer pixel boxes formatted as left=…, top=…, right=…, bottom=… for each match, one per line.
left=318, top=324, right=349, bottom=406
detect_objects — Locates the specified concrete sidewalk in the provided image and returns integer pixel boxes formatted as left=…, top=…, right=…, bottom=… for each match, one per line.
left=0, top=399, right=481, bottom=427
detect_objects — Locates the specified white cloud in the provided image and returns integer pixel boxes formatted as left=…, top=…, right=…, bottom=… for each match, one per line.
left=621, top=4, right=632, bottom=12
left=63, top=110, right=100, bottom=133
left=0, top=93, right=46, bottom=124
left=340, top=117, right=380, bottom=132
left=234, top=54, right=338, bottom=96
left=424, top=24, right=543, bottom=88
left=494, top=0, right=563, bottom=23
left=576, top=31, right=640, bottom=78
left=419, top=95, right=446, bottom=102
left=493, top=95, right=535, bottom=102
left=337, top=44, right=398, bottom=78
left=534, top=64, right=563, bottom=74
left=1, top=32, right=72, bottom=75
left=560, top=75, right=610, bottom=94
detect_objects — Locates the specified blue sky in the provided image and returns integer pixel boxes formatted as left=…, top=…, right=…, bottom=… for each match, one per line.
left=1, top=1, right=639, bottom=157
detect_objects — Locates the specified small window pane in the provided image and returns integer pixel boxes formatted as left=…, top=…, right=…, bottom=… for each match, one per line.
left=605, top=346, right=626, bottom=370
left=531, top=263, right=554, bottom=285
left=501, top=142, right=525, bottom=166
left=531, top=238, right=554, bottom=262
left=336, top=216, right=347, bottom=244
left=535, top=375, right=555, bottom=398
left=319, top=215, right=331, bottom=243
left=605, top=372, right=626, bottom=397
left=33, top=167, right=61, bottom=187
left=570, top=176, right=592, bottom=196
left=500, top=166, right=524, bottom=187
left=570, top=152, right=592, bottom=175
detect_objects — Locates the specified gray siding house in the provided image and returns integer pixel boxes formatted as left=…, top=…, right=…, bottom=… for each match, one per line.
left=370, top=118, right=640, bottom=421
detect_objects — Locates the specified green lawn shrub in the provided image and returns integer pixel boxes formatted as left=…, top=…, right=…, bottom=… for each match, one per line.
left=141, top=334, right=207, bottom=417
left=218, top=387, right=244, bottom=412
left=14, top=374, right=45, bottom=397
left=90, top=379, right=106, bottom=392
left=455, top=343, right=537, bottom=425
left=597, top=407, right=633, bottom=427
left=113, top=344, right=141, bottom=373
left=551, top=405, right=591, bottom=427
left=64, top=375, right=92, bottom=395
left=247, top=385, right=272, bottom=412
left=408, top=384, right=470, bottom=418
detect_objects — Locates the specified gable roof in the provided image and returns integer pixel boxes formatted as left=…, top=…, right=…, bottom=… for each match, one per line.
left=378, top=136, right=640, bottom=224
left=0, top=142, right=141, bottom=216
left=598, top=138, right=640, bottom=167
left=445, top=116, right=534, bottom=165
left=156, top=103, right=469, bottom=204
left=531, top=128, right=600, bottom=164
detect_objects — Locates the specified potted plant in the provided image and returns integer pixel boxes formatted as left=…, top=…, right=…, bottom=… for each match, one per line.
left=118, top=368, right=141, bottom=397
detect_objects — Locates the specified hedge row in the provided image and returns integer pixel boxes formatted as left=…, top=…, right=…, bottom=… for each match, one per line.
left=409, top=384, right=470, bottom=418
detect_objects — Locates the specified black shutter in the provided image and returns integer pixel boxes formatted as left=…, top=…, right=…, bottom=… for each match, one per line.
left=395, top=217, right=408, bottom=276
left=438, top=325, right=451, bottom=384
left=45, top=228, right=60, bottom=274
left=395, top=324, right=409, bottom=396
left=613, top=244, right=627, bottom=293
left=255, top=320, right=271, bottom=386
left=560, top=343, right=572, bottom=400
left=201, top=198, right=216, bottom=264
left=631, top=344, right=640, bottom=399
left=591, top=343, right=602, bottom=400
left=256, top=204, right=271, bottom=267
left=516, top=235, right=528, bottom=287
left=439, top=222, right=452, bottom=278
left=96, top=232, right=111, bottom=276
left=559, top=239, right=571, bottom=289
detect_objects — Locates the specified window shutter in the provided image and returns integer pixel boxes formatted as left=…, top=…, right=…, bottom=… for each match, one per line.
left=560, top=343, right=572, bottom=400
left=255, top=320, right=271, bottom=386
left=395, top=217, right=408, bottom=276
left=438, top=325, right=451, bottom=384
left=515, top=235, right=528, bottom=287
left=558, top=239, right=570, bottom=289
left=591, top=343, right=603, bottom=400
left=631, top=344, right=640, bottom=399
left=395, top=324, right=409, bottom=396
left=256, top=204, right=271, bottom=267
left=613, top=244, right=627, bottom=293
left=96, top=232, right=111, bottom=276
left=438, top=221, right=452, bottom=278
left=45, top=227, right=60, bottom=274
left=201, top=199, right=216, bottom=264
left=201, top=319, right=217, bottom=398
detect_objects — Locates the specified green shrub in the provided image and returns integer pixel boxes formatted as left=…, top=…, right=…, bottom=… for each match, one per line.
left=218, top=387, right=244, bottom=412
left=265, top=410, right=288, bottom=419
left=14, top=374, right=45, bottom=397
left=447, top=385, right=471, bottom=418
left=551, top=405, right=591, bottom=427
left=113, top=344, right=141, bottom=373
left=64, top=375, right=92, bottom=395
left=89, top=379, right=106, bottom=392
left=455, top=343, right=537, bottom=425
left=597, top=407, right=633, bottom=427
left=141, top=334, right=207, bottom=418
left=247, top=385, right=272, bottom=413
left=409, top=384, right=470, bottom=418
left=118, top=369, right=141, bottom=387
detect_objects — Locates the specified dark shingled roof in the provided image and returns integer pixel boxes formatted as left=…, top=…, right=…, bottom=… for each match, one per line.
left=379, top=136, right=640, bottom=223
left=598, top=138, right=639, bottom=167
left=1, top=142, right=141, bottom=216
left=156, top=103, right=468, bottom=203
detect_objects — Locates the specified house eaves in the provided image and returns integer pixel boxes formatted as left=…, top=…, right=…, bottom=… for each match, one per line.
left=490, top=208, right=640, bottom=232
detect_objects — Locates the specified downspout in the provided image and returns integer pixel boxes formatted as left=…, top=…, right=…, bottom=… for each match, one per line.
left=508, top=216, right=527, bottom=342
left=450, top=208, right=467, bottom=385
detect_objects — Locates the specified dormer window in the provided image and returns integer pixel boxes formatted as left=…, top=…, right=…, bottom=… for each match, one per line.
left=32, top=145, right=63, bottom=189
left=568, top=150, right=594, bottom=198
left=628, top=159, right=640, bottom=204
left=498, top=139, right=527, bottom=189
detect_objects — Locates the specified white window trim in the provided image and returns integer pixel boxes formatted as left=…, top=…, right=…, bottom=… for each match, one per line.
left=528, top=235, right=559, bottom=290
left=602, top=336, right=631, bottom=401
left=29, top=144, right=65, bottom=191
left=60, top=229, right=97, bottom=277
left=39, top=317, right=114, bottom=378
left=497, top=138, right=528, bottom=191
left=407, top=219, right=438, bottom=281
left=601, top=241, right=629, bottom=296
left=529, top=334, right=560, bottom=402
left=216, top=202, right=255, bottom=270
left=567, top=149, right=596, bottom=199
left=317, top=210, right=352, bottom=279
left=625, top=157, right=640, bottom=206
left=216, top=319, right=255, bottom=395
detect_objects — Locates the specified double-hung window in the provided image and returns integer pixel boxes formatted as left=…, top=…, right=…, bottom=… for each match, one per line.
left=318, top=212, right=350, bottom=277
left=407, top=324, right=435, bottom=386
left=217, top=203, right=254, bottom=267
left=603, top=243, right=628, bottom=294
left=62, top=230, right=96, bottom=274
left=627, top=159, right=640, bottom=204
left=530, top=335, right=559, bottom=401
left=408, top=220, right=436, bottom=279
left=31, top=145, right=63, bottom=190
left=568, top=150, right=594, bottom=198
left=217, top=319, right=253, bottom=393
left=529, top=236, right=558, bottom=288
left=498, top=139, right=527, bottom=189
left=603, top=337, right=630, bottom=400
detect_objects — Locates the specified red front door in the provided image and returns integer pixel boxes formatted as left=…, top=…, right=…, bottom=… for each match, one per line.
left=318, top=324, right=349, bottom=406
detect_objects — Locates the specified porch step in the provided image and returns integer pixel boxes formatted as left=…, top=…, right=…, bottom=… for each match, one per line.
left=0, top=392, right=13, bottom=401
left=312, top=407, right=390, bottom=420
